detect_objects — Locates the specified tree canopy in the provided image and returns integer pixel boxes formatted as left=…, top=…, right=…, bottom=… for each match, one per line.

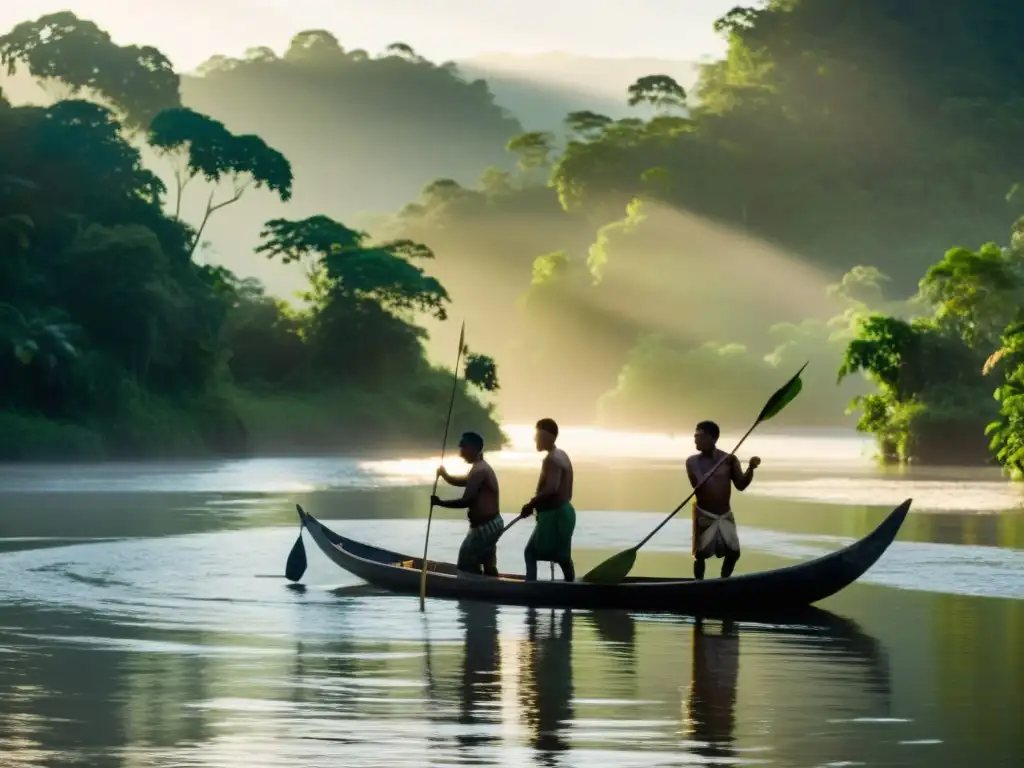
left=0, top=16, right=502, bottom=459
left=6, top=4, right=1024, bottom=466
left=148, top=106, right=293, bottom=255
left=384, top=0, right=1024, bottom=434
left=0, top=11, right=180, bottom=129
left=181, top=33, right=523, bottom=217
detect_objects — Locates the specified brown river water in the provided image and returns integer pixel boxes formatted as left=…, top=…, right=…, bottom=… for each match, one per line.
left=0, top=426, right=1021, bottom=767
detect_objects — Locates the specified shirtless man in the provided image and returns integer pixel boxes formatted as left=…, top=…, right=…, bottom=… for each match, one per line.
left=519, top=418, right=576, bottom=581
left=432, top=431, right=503, bottom=576
left=685, top=420, right=760, bottom=580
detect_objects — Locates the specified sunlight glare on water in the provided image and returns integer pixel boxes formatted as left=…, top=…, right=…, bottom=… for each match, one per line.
left=361, top=425, right=1024, bottom=513
left=0, top=424, right=1020, bottom=513
left=359, top=423, right=876, bottom=480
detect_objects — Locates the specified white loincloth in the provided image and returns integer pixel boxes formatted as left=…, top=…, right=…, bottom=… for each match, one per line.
left=692, top=505, right=740, bottom=559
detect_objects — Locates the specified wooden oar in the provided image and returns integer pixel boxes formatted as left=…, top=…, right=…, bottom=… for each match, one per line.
left=419, top=321, right=467, bottom=611
left=495, top=515, right=552, bottom=578
left=283, top=511, right=307, bottom=582
left=581, top=362, right=808, bottom=585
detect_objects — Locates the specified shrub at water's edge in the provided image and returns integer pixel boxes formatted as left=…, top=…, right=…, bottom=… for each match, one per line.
left=0, top=377, right=505, bottom=461
left=839, top=228, right=1024, bottom=469
left=230, top=376, right=505, bottom=458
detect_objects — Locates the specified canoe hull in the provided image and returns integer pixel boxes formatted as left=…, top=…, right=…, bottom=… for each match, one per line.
left=294, top=499, right=911, bottom=614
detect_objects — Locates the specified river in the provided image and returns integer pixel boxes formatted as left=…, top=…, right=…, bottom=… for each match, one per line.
left=0, top=426, right=1021, bottom=767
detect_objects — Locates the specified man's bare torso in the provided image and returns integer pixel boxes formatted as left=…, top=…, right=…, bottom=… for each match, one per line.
left=686, top=449, right=737, bottom=515
left=467, top=460, right=500, bottom=526
left=537, top=448, right=573, bottom=510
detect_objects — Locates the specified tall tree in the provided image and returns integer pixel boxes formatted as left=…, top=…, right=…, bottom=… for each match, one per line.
left=257, top=215, right=448, bottom=318
left=0, top=11, right=180, bottom=129
left=506, top=131, right=556, bottom=175
left=564, top=110, right=613, bottom=140
left=383, top=42, right=420, bottom=62
left=283, top=30, right=346, bottom=63
left=257, top=215, right=451, bottom=384
left=147, top=106, right=293, bottom=257
left=626, top=75, right=687, bottom=112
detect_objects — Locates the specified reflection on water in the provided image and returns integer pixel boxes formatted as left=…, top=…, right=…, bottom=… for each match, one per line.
left=453, top=601, right=502, bottom=757
left=685, top=618, right=739, bottom=762
left=0, top=568, right=1020, bottom=766
left=0, top=428, right=1022, bottom=766
left=523, top=606, right=574, bottom=763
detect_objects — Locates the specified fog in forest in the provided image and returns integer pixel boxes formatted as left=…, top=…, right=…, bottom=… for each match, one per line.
left=2, top=1, right=1022, bottom=468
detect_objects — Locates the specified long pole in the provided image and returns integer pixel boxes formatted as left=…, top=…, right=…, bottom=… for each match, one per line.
left=419, top=321, right=466, bottom=611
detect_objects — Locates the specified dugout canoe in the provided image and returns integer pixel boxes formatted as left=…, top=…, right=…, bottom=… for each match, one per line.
left=292, top=499, right=911, bottom=613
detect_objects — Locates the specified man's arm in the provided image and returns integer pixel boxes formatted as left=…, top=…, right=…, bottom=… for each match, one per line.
left=433, top=469, right=483, bottom=508
left=685, top=458, right=699, bottom=489
left=730, top=455, right=755, bottom=491
left=526, top=455, right=562, bottom=511
left=438, top=467, right=468, bottom=487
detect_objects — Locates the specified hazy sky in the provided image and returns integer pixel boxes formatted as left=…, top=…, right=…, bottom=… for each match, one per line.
left=6, top=1, right=736, bottom=70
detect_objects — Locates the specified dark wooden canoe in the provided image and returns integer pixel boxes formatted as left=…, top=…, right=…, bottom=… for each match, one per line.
left=294, top=498, right=911, bottom=613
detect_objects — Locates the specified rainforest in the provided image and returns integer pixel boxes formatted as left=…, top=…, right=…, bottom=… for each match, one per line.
left=2, top=1, right=1024, bottom=473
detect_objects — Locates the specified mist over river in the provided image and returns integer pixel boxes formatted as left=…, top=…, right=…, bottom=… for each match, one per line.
left=0, top=426, right=1020, bottom=767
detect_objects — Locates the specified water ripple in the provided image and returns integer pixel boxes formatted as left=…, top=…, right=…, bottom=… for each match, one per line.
left=0, top=515, right=1019, bottom=636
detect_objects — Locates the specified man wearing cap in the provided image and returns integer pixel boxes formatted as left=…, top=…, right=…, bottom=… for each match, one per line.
left=519, top=417, right=576, bottom=581
left=432, top=431, right=504, bottom=576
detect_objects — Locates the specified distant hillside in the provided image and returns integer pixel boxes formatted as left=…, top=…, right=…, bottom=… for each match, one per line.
left=457, top=52, right=699, bottom=131
left=0, top=45, right=699, bottom=298
left=182, top=41, right=522, bottom=210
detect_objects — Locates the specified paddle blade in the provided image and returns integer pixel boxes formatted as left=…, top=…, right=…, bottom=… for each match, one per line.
left=285, top=531, right=307, bottom=582
left=756, top=361, right=808, bottom=423
left=581, top=547, right=638, bottom=585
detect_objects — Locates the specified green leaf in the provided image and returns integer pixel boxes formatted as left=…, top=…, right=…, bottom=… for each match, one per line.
left=12, top=341, right=34, bottom=365
left=463, top=352, right=499, bottom=392
left=1005, top=322, right=1024, bottom=339
left=756, top=362, right=808, bottom=422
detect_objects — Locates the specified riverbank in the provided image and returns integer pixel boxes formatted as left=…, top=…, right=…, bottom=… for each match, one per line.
left=0, top=380, right=505, bottom=462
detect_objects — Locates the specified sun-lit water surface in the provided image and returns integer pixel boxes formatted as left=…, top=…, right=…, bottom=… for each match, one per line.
left=2, top=424, right=1023, bottom=513
left=0, top=426, right=1021, bottom=767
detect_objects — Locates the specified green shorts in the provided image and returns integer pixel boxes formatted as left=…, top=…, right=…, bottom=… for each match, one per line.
left=526, top=501, right=576, bottom=562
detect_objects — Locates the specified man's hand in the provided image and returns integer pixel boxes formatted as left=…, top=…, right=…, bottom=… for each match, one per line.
left=749, top=456, right=761, bottom=470
left=519, top=503, right=534, bottom=518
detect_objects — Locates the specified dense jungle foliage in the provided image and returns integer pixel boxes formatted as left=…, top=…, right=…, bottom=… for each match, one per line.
left=0, top=13, right=501, bottom=460
left=385, top=0, right=1024, bottom=470
left=4, top=1, right=1024, bottom=472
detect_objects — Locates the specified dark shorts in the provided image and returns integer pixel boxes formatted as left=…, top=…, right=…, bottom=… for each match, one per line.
left=457, top=514, right=504, bottom=573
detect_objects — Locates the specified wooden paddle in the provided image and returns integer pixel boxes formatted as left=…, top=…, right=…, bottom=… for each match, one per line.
left=419, top=321, right=467, bottom=611
left=580, top=362, right=808, bottom=585
left=283, top=518, right=307, bottom=582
